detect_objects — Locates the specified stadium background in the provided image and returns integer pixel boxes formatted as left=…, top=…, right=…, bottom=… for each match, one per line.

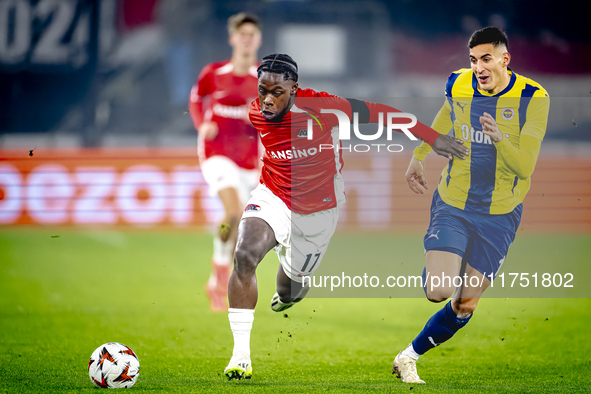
left=1, top=0, right=590, bottom=232
left=1, top=1, right=591, bottom=392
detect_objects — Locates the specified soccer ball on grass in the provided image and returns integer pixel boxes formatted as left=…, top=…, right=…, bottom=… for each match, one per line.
left=88, top=342, right=140, bottom=388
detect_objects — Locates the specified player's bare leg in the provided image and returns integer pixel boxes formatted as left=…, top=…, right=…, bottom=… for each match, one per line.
left=218, top=187, right=243, bottom=242
left=228, top=217, right=277, bottom=308
left=424, top=251, right=462, bottom=302
left=451, top=263, right=491, bottom=317
left=225, top=217, right=277, bottom=380
left=270, top=264, right=310, bottom=312
left=206, top=186, right=243, bottom=312
left=395, top=255, right=489, bottom=384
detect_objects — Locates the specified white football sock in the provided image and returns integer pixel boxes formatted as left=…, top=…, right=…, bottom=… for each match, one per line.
left=213, top=236, right=233, bottom=266
left=228, top=308, right=255, bottom=361
left=400, top=343, right=420, bottom=361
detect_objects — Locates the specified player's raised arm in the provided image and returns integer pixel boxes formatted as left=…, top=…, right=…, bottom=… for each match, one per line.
left=355, top=99, right=469, bottom=160
left=481, top=92, right=549, bottom=179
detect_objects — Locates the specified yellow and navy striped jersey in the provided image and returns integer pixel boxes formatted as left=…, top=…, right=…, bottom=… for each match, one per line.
left=414, top=68, right=550, bottom=215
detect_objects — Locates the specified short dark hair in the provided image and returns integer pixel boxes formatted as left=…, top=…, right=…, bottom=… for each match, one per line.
left=227, top=12, right=261, bottom=35
left=468, top=27, right=508, bottom=50
left=257, top=53, right=298, bottom=82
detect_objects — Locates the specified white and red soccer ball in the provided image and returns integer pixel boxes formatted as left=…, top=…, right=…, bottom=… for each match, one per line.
left=88, top=342, right=140, bottom=388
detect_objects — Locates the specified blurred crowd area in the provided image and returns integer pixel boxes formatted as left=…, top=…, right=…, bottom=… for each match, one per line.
left=0, top=0, right=590, bottom=148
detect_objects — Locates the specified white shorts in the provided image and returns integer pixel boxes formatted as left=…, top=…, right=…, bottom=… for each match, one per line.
left=242, top=183, right=340, bottom=283
left=200, top=155, right=259, bottom=205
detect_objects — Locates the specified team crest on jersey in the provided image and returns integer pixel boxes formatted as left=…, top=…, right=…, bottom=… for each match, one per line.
left=501, top=108, right=515, bottom=121
left=244, top=204, right=261, bottom=212
left=297, top=129, right=308, bottom=138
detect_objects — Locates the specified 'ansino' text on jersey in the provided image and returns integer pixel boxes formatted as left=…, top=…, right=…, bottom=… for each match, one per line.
left=249, top=88, right=349, bottom=214
left=414, top=68, right=550, bottom=214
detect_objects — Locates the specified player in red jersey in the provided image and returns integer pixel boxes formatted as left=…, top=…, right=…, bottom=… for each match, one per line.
left=223, top=54, right=470, bottom=380
left=188, top=13, right=261, bottom=312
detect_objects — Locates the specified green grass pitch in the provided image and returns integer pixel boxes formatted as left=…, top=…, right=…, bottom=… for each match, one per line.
left=1, top=228, right=590, bottom=393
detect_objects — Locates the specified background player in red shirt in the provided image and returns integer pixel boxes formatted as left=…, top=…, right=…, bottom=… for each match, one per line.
left=189, top=13, right=262, bottom=312
left=223, top=54, right=470, bottom=380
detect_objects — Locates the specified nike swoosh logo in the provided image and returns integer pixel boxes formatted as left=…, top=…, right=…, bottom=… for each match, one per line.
left=261, top=132, right=270, bottom=138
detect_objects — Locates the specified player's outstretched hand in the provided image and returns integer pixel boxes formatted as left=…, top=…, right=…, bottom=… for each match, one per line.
left=199, top=122, right=219, bottom=140
left=431, top=135, right=469, bottom=160
left=405, top=157, right=428, bottom=195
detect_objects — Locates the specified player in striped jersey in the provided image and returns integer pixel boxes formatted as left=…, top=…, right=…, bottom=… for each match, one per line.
left=393, top=27, right=550, bottom=383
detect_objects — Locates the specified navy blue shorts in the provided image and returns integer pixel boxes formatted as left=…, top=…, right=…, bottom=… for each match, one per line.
left=424, top=189, right=522, bottom=279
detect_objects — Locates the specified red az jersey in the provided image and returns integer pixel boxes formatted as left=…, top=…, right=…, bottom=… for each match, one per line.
left=189, top=60, right=259, bottom=169
left=250, top=88, right=441, bottom=214
left=250, top=88, right=349, bottom=214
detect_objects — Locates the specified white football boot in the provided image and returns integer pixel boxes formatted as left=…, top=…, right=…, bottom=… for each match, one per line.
left=392, top=352, right=426, bottom=384
left=224, top=354, right=252, bottom=380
